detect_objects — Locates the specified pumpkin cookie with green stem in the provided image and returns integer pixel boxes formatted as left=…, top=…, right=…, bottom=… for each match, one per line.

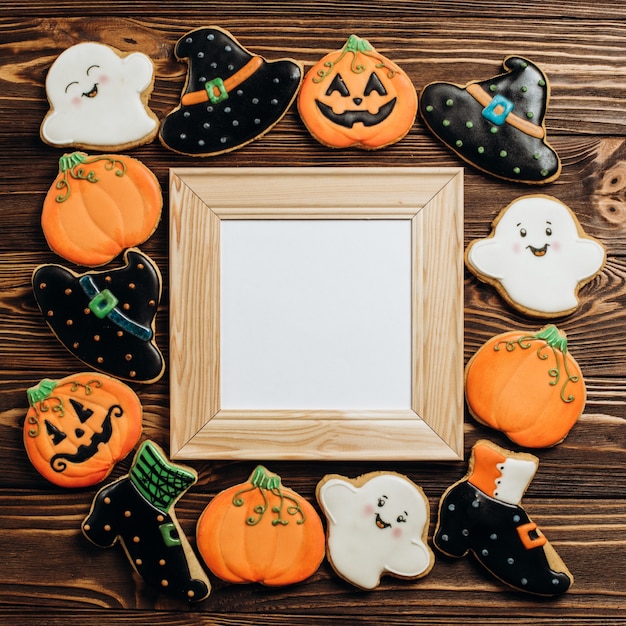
left=298, top=35, right=417, bottom=149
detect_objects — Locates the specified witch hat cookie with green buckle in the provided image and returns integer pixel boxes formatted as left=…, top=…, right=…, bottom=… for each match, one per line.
left=82, top=440, right=211, bottom=601
left=420, top=56, right=561, bottom=184
left=434, top=440, right=573, bottom=596
left=32, top=248, right=164, bottom=383
left=160, top=26, right=303, bottom=156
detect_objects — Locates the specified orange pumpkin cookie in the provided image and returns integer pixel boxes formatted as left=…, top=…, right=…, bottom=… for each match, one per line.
left=297, top=35, right=417, bottom=149
left=465, top=325, right=585, bottom=448
left=42, top=152, right=162, bottom=267
left=196, top=465, right=325, bottom=586
left=23, top=372, right=142, bottom=488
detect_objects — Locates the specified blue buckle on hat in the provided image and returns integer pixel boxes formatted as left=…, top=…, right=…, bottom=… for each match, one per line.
left=482, top=94, right=514, bottom=126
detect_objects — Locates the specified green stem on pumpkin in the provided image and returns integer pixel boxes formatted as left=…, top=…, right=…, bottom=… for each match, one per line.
left=27, top=378, right=58, bottom=407
left=493, top=325, right=579, bottom=404
left=26, top=379, right=64, bottom=435
left=232, top=465, right=306, bottom=526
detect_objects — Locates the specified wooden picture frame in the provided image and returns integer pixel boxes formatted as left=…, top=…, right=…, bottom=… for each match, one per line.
left=169, top=167, right=464, bottom=461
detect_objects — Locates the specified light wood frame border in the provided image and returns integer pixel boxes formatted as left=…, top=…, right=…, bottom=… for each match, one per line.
left=169, top=167, right=464, bottom=461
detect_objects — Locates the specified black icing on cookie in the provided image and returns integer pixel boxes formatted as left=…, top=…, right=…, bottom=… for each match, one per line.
left=32, top=249, right=164, bottom=383
left=160, top=27, right=303, bottom=156
left=82, top=440, right=211, bottom=602
left=420, top=56, right=561, bottom=184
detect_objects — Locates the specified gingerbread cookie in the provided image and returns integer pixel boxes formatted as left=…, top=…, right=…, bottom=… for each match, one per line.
left=196, top=465, right=325, bottom=586
left=434, top=440, right=573, bottom=596
left=32, top=249, right=164, bottom=383
left=466, top=195, right=606, bottom=318
left=316, top=471, right=433, bottom=590
left=160, top=27, right=302, bottom=156
left=465, top=325, right=585, bottom=448
left=42, top=152, right=162, bottom=267
left=41, top=42, right=158, bottom=151
left=23, top=373, right=142, bottom=488
left=82, top=440, right=210, bottom=602
left=297, top=35, right=417, bottom=149
left=420, top=56, right=561, bottom=183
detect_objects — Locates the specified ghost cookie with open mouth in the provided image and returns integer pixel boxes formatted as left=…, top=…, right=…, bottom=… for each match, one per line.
left=41, top=42, right=159, bottom=151
left=466, top=195, right=606, bottom=317
left=316, top=471, right=434, bottom=590
left=298, top=35, right=417, bottom=149
left=160, top=27, right=302, bottom=157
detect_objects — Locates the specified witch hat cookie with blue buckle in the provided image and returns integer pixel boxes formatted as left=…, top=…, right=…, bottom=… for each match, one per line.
left=32, top=249, right=164, bottom=383
left=419, top=56, right=561, bottom=184
left=434, top=440, right=573, bottom=596
left=160, top=26, right=303, bottom=156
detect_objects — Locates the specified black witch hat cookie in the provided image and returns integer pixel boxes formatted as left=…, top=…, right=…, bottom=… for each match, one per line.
left=419, top=56, right=561, bottom=184
left=32, top=249, right=164, bottom=383
left=160, top=26, right=303, bottom=156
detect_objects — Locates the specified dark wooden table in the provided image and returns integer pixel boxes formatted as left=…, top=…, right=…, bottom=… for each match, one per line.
left=1, top=2, right=625, bottom=624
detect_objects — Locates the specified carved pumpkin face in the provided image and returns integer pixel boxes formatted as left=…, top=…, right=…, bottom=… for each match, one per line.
left=298, top=35, right=417, bottom=149
left=23, top=373, right=142, bottom=488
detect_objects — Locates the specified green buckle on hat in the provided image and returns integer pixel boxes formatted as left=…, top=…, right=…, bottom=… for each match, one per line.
left=204, top=77, right=229, bottom=104
left=88, top=289, right=119, bottom=319
left=482, top=94, right=514, bottom=126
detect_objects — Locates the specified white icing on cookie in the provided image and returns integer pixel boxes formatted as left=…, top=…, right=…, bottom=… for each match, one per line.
left=317, top=473, right=432, bottom=589
left=466, top=195, right=605, bottom=316
left=41, top=42, right=157, bottom=149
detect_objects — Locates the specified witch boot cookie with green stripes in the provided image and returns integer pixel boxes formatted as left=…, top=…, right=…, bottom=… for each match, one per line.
left=82, top=440, right=210, bottom=602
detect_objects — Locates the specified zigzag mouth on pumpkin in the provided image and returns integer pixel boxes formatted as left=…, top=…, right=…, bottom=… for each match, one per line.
left=49, top=404, right=124, bottom=472
left=315, top=98, right=397, bottom=128
left=528, top=244, right=549, bottom=257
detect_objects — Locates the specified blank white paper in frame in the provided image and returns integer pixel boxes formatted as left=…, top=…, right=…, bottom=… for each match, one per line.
left=169, top=167, right=464, bottom=461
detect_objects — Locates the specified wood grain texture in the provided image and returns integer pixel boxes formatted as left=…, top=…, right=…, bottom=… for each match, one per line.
left=0, top=6, right=625, bottom=624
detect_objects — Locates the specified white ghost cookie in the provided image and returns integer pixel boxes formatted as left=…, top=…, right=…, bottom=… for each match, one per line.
left=466, top=195, right=606, bottom=317
left=41, top=42, right=159, bottom=151
left=316, top=471, right=434, bottom=590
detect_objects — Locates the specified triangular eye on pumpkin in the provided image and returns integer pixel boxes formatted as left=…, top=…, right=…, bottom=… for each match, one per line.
left=23, top=372, right=143, bottom=488
left=297, top=35, right=417, bottom=149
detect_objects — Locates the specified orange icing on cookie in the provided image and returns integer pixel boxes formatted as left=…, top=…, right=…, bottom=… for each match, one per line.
left=196, top=465, right=325, bottom=586
left=41, top=152, right=162, bottom=267
left=465, top=325, right=585, bottom=448
left=467, top=443, right=507, bottom=496
left=297, top=35, right=417, bottom=149
left=23, top=372, right=142, bottom=488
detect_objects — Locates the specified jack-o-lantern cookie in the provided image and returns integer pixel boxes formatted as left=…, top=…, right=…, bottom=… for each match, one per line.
left=298, top=35, right=417, bottom=149
left=23, top=373, right=142, bottom=488
left=32, top=249, right=164, bottom=383
left=42, top=152, right=162, bottom=267
left=420, top=56, right=560, bottom=183
left=82, top=440, right=211, bottom=602
left=434, top=440, right=573, bottom=596
left=465, top=195, right=606, bottom=318
left=41, top=42, right=158, bottom=151
left=465, top=324, right=585, bottom=448
left=196, top=465, right=325, bottom=586
left=160, top=27, right=302, bottom=156
left=316, top=471, right=434, bottom=590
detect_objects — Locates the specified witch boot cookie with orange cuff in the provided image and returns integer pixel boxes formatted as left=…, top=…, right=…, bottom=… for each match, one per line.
left=420, top=56, right=560, bottom=184
left=160, top=26, right=302, bottom=156
left=82, top=440, right=211, bottom=602
left=434, top=440, right=573, bottom=596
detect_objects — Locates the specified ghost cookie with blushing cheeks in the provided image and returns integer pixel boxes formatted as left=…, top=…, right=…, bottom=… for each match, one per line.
left=41, top=42, right=158, bottom=151
left=316, top=471, right=434, bottom=590
left=465, top=195, right=606, bottom=317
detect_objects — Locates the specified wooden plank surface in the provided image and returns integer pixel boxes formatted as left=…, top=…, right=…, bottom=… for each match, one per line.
left=1, top=3, right=626, bottom=623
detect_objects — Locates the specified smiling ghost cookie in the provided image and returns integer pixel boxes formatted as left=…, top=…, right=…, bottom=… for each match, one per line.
left=466, top=195, right=606, bottom=317
left=159, top=27, right=303, bottom=156
left=32, top=249, right=164, bottom=383
left=420, top=56, right=560, bottom=183
left=41, top=42, right=158, bottom=151
left=316, top=471, right=433, bottom=590
left=298, top=35, right=417, bottom=150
